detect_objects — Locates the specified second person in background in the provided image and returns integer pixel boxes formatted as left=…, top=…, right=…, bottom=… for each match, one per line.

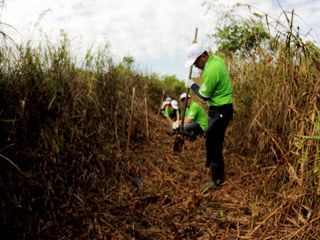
left=179, top=93, right=208, bottom=140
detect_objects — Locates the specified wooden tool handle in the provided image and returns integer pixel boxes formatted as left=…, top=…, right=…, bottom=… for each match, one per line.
left=180, top=28, right=198, bottom=133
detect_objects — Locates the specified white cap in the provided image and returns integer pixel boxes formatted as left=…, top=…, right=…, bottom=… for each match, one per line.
left=171, top=100, right=179, bottom=109
left=179, top=93, right=191, bottom=100
left=184, top=43, right=205, bottom=68
left=165, top=97, right=171, bottom=102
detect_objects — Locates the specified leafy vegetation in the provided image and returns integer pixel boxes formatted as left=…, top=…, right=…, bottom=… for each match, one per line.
left=161, top=74, right=185, bottom=98
left=213, top=18, right=270, bottom=60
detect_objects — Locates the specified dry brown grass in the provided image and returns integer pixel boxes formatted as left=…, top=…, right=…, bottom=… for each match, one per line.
left=93, top=111, right=320, bottom=239
left=1, top=13, right=320, bottom=238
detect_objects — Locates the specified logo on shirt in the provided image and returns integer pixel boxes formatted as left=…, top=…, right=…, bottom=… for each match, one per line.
left=201, top=84, right=206, bottom=91
left=189, top=111, right=194, bottom=116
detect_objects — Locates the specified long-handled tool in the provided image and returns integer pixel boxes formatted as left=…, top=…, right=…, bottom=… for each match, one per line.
left=173, top=28, right=198, bottom=153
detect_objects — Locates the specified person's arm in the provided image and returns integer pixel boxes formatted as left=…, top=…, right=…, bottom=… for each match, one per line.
left=191, top=84, right=210, bottom=101
left=179, top=117, right=192, bottom=125
left=180, top=106, right=193, bottom=125
left=164, top=107, right=173, bottom=123
left=184, top=117, right=193, bottom=124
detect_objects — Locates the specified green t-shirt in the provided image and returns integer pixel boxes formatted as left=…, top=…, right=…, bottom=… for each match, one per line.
left=164, top=106, right=173, bottom=117
left=199, top=55, right=233, bottom=106
left=164, top=106, right=179, bottom=118
left=185, top=101, right=208, bottom=130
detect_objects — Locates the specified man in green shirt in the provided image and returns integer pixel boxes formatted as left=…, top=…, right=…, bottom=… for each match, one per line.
left=179, top=93, right=208, bottom=138
left=184, top=43, right=233, bottom=187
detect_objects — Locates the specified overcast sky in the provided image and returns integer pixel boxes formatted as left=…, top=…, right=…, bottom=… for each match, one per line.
left=1, top=0, right=320, bottom=80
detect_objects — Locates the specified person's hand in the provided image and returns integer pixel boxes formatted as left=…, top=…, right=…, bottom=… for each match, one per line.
left=185, top=79, right=195, bottom=88
left=172, top=121, right=179, bottom=130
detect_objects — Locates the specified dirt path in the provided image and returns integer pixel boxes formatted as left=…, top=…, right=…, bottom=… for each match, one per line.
left=103, top=114, right=287, bottom=239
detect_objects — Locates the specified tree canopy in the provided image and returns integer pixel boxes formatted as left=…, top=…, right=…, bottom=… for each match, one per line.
left=213, top=18, right=270, bottom=59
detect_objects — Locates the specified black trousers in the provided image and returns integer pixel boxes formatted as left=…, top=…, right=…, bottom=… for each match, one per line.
left=206, top=104, right=233, bottom=180
left=183, top=122, right=204, bottom=137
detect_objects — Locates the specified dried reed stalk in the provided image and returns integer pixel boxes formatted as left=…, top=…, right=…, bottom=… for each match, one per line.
left=114, top=101, right=121, bottom=152
left=145, top=97, right=149, bottom=142
left=127, top=87, right=135, bottom=152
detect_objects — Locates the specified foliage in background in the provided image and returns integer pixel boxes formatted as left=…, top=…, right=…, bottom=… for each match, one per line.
left=213, top=18, right=270, bottom=60
left=161, top=74, right=185, bottom=99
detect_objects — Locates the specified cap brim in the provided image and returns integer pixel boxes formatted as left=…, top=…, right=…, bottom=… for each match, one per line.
left=180, top=93, right=191, bottom=100
left=184, top=58, right=196, bottom=68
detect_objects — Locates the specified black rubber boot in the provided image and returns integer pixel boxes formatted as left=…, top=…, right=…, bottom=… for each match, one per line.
left=211, top=163, right=224, bottom=187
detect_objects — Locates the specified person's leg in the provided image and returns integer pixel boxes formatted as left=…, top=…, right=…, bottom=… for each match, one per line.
left=206, top=110, right=221, bottom=167
left=206, top=106, right=233, bottom=186
left=206, top=114, right=224, bottom=172
left=209, top=125, right=225, bottom=185
left=183, top=122, right=204, bottom=137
